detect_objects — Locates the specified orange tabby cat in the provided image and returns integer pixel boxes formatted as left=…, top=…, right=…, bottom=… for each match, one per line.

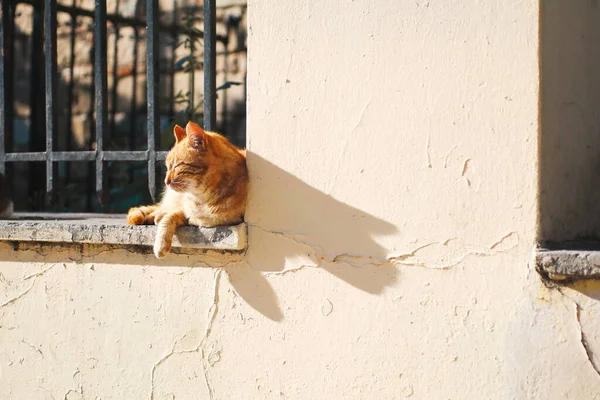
left=127, top=121, right=248, bottom=258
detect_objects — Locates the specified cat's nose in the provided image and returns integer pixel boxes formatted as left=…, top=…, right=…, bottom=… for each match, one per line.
left=165, top=176, right=171, bottom=186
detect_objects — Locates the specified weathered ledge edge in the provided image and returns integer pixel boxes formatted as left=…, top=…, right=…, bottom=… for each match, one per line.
left=535, top=249, right=600, bottom=281
left=0, top=213, right=247, bottom=251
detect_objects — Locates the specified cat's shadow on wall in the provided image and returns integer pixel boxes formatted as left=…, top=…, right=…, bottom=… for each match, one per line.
left=0, top=154, right=399, bottom=322
left=225, top=153, right=399, bottom=321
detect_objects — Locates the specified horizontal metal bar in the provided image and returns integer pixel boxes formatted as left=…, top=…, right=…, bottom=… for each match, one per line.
left=104, top=151, right=168, bottom=161
left=5, top=152, right=94, bottom=161
left=54, top=151, right=94, bottom=160
left=104, top=151, right=145, bottom=161
left=5, top=151, right=169, bottom=162
left=5, top=153, right=47, bottom=162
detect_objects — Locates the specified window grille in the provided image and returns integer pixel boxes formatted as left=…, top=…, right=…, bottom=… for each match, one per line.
left=0, top=0, right=243, bottom=212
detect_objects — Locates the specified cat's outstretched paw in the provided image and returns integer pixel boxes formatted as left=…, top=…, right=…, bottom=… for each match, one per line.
left=153, top=239, right=171, bottom=259
left=153, top=224, right=173, bottom=258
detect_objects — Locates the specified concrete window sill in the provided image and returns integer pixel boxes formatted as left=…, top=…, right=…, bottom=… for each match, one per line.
left=535, top=241, right=600, bottom=281
left=0, top=213, right=246, bottom=252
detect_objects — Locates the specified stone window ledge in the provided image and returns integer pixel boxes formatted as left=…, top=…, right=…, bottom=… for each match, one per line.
left=0, top=213, right=246, bottom=251
left=535, top=241, right=600, bottom=281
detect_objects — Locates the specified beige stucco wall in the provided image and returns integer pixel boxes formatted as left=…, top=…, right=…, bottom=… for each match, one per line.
left=2, top=1, right=600, bottom=399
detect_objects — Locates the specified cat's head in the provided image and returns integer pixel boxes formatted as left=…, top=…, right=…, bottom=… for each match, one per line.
left=164, top=121, right=211, bottom=194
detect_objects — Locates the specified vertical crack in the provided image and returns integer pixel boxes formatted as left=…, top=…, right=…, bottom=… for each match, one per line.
left=149, top=269, right=222, bottom=400
left=150, top=333, right=186, bottom=400
left=575, top=303, right=600, bottom=379
left=200, top=269, right=222, bottom=400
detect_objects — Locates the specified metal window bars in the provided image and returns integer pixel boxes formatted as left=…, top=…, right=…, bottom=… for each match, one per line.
left=0, top=0, right=218, bottom=209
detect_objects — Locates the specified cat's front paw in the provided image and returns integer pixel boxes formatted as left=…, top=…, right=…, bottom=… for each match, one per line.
left=127, top=208, right=145, bottom=225
left=153, top=225, right=172, bottom=258
left=153, top=239, right=171, bottom=259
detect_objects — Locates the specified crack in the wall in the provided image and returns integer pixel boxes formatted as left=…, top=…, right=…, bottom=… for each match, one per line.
left=0, top=282, right=35, bottom=308
left=460, top=158, right=471, bottom=187
left=246, top=224, right=327, bottom=255
left=391, top=232, right=520, bottom=269
left=0, top=271, right=9, bottom=286
left=1, top=262, right=64, bottom=309
left=249, top=224, right=520, bottom=274
left=426, top=132, right=433, bottom=168
left=165, top=260, right=242, bottom=277
left=149, top=270, right=222, bottom=400
left=21, top=339, right=44, bottom=358
left=149, top=333, right=186, bottom=400
left=489, top=232, right=518, bottom=250
left=199, top=269, right=221, bottom=400
left=263, top=264, right=313, bottom=277
left=458, top=158, right=480, bottom=190
left=63, top=386, right=83, bottom=400
left=575, top=303, right=600, bottom=379
left=460, top=158, right=471, bottom=178
left=443, top=145, right=458, bottom=168
left=23, top=264, right=57, bottom=280
left=554, top=286, right=600, bottom=382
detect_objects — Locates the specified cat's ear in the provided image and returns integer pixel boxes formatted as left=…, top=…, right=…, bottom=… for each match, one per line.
left=185, top=121, right=207, bottom=150
left=173, top=124, right=186, bottom=143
